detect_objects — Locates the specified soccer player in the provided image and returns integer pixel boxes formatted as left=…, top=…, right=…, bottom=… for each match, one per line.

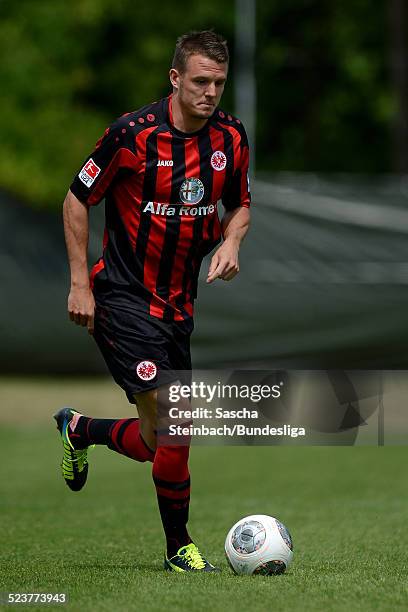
left=55, top=30, right=251, bottom=572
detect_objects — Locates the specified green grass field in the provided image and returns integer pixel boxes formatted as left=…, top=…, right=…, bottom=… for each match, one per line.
left=0, top=379, right=407, bottom=611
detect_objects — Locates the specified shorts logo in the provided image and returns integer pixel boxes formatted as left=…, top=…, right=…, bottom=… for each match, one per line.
left=180, top=177, right=204, bottom=205
left=211, top=150, right=227, bottom=171
left=136, top=360, right=157, bottom=381
left=79, top=158, right=101, bottom=187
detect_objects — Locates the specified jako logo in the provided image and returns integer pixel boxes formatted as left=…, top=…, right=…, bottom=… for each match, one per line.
left=157, top=160, right=174, bottom=167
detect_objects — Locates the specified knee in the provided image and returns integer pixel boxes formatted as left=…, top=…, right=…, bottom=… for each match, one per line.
left=139, top=415, right=157, bottom=451
left=135, top=388, right=158, bottom=412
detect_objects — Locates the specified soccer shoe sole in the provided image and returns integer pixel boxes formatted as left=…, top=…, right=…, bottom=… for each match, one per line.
left=164, top=556, right=221, bottom=573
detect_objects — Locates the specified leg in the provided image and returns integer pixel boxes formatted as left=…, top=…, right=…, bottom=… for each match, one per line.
left=134, top=386, right=192, bottom=559
left=62, top=407, right=156, bottom=461
left=53, top=405, right=155, bottom=493
left=135, top=384, right=219, bottom=571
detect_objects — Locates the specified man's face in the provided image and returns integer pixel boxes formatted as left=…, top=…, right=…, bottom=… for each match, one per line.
left=170, top=53, right=228, bottom=119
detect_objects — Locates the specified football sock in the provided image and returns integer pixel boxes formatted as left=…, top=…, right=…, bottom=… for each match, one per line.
left=152, top=445, right=192, bottom=558
left=69, top=416, right=155, bottom=463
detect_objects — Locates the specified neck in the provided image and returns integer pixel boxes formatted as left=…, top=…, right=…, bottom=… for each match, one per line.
left=171, top=93, right=208, bottom=133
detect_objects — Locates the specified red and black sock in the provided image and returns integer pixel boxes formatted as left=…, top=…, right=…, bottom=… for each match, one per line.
left=152, top=445, right=192, bottom=558
left=69, top=416, right=155, bottom=463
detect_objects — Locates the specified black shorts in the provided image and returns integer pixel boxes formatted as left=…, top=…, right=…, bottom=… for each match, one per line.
left=93, top=293, right=193, bottom=404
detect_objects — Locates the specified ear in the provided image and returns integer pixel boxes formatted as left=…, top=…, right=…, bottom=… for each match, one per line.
left=169, top=68, right=180, bottom=90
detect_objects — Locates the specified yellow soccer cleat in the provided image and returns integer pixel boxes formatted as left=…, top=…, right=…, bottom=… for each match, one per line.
left=164, top=543, right=220, bottom=573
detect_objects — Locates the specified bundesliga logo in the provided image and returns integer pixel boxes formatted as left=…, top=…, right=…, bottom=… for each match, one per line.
left=136, top=360, right=157, bottom=381
left=78, top=158, right=101, bottom=187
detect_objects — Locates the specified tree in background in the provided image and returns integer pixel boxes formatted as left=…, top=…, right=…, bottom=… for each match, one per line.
left=0, top=0, right=234, bottom=208
left=257, top=0, right=392, bottom=173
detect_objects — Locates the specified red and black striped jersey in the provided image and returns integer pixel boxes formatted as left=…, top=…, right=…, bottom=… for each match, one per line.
left=70, top=94, right=251, bottom=322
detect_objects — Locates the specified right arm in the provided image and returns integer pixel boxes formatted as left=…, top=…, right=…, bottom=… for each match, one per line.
left=63, top=189, right=95, bottom=335
left=64, top=115, right=140, bottom=334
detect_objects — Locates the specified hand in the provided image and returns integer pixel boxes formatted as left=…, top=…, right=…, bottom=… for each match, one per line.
left=207, top=238, right=240, bottom=284
left=68, top=285, right=95, bottom=335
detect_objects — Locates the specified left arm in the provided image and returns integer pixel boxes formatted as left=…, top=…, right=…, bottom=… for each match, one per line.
left=207, top=120, right=251, bottom=284
left=206, top=206, right=250, bottom=283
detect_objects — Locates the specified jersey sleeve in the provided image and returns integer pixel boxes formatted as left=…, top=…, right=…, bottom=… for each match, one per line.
left=70, top=116, right=139, bottom=206
left=221, top=123, right=251, bottom=211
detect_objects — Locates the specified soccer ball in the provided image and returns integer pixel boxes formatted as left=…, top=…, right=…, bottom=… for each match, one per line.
left=225, top=514, right=293, bottom=575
